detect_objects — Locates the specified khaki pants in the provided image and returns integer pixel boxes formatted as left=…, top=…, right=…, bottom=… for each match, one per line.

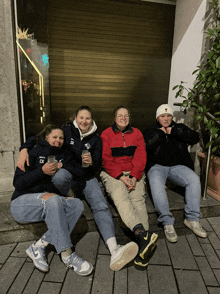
left=100, top=171, right=149, bottom=231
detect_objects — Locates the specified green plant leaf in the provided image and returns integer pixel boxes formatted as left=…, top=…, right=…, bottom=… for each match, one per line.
left=206, top=141, right=215, bottom=148
left=216, top=56, right=220, bottom=68
left=212, top=79, right=217, bottom=88
left=182, top=100, right=188, bottom=107
left=172, top=85, right=179, bottom=90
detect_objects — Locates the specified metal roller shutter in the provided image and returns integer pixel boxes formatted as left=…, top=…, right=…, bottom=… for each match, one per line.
left=48, top=0, right=175, bottom=132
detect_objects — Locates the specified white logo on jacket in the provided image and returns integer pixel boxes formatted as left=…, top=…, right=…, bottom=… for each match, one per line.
left=70, top=138, right=75, bottom=145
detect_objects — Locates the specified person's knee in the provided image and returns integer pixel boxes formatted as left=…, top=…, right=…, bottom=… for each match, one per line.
left=41, top=193, right=57, bottom=200
left=69, top=198, right=84, bottom=213
left=52, top=168, right=72, bottom=185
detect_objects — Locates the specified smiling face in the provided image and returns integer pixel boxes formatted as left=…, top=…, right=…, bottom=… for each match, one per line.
left=75, top=110, right=93, bottom=134
left=115, top=108, right=130, bottom=131
left=46, top=129, right=64, bottom=148
left=157, top=113, right=173, bottom=128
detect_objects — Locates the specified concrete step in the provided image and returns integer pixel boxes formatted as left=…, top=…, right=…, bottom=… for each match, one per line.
left=0, top=187, right=219, bottom=245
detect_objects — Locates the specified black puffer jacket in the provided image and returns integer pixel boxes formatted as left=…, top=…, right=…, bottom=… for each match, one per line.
left=12, top=140, right=74, bottom=200
left=143, top=121, right=199, bottom=172
left=20, top=124, right=102, bottom=190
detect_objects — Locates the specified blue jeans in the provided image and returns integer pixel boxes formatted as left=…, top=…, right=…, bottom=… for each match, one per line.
left=52, top=169, right=115, bottom=243
left=10, top=193, right=84, bottom=254
left=147, top=164, right=201, bottom=226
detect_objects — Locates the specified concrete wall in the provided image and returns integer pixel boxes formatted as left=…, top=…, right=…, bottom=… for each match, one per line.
left=0, top=0, right=21, bottom=196
left=168, top=0, right=208, bottom=124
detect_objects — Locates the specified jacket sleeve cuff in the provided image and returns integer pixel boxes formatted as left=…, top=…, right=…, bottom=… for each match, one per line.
left=116, top=173, right=123, bottom=180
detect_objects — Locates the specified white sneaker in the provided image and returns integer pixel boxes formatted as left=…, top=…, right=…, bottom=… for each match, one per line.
left=110, top=242, right=138, bottom=271
left=164, top=225, right=178, bottom=243
left=62, top=252, right=93, bottom=276
left=184, top=219, right=207, bottom=238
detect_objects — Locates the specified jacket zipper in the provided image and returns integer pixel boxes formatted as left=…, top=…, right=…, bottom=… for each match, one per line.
left=122, top=133, right=126, bottom=147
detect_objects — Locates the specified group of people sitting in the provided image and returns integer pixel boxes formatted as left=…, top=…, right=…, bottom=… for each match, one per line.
left=11, top=104, right=207, bottom=276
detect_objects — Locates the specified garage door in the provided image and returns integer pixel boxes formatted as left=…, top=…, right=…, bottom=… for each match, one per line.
left=48, top=0, right=175, bottom=132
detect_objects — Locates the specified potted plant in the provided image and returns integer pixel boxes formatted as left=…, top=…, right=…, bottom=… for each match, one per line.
left=173, top=0, right=220, bottom=201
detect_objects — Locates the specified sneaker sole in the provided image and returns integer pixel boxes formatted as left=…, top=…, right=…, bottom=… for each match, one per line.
left=139, top=233, right=158, bottom=260
left=26, top=247, right=49, bottom=273
left=184, top=220, right=207, bottom=238
left=110, top=242, right=138, bottom=271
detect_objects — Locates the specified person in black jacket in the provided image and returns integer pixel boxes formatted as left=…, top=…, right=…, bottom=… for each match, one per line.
left=11, top=124, right=93, bottom=276
left=16, top=106, right=138, bottom=271
left=143, top=104, right=207, bottom=243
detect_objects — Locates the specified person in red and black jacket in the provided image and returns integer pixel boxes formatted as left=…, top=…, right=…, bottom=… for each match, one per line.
left=101, top=106, right=158, bottom=267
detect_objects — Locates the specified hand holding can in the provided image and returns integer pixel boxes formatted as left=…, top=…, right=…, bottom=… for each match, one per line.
left=82, top=150, right=91, bottom=167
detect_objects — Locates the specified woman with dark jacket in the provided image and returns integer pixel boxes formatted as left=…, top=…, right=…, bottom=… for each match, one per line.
left=11, top=124, right=93, bottom=276
left=143, top=104, right=207, bottom=243
left=17, top=106, right=138, bottom=272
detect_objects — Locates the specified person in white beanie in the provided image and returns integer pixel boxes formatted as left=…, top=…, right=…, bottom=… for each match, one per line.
left=143, top=104, right=207, bottom=243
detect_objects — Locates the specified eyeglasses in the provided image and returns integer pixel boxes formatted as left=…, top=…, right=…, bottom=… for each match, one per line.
left=116, top=114, right=130, bottom=119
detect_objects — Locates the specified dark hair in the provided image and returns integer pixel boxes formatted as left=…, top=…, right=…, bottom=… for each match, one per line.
left=36, top=124, right=62, bottom=142
left=113, top=106, right=130, bottom=117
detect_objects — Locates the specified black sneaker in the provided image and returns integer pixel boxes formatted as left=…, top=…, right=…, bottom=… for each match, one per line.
left=134, top=244, right=157, bottom=267
left=136, top=231, right=158, bottom=260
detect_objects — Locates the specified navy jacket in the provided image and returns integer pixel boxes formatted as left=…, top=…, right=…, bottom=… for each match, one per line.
left=12, top=140, right=75, bottom=200
left=143, top=121, right=200, bottom=172
left=20, top=124, right=102, bottom=189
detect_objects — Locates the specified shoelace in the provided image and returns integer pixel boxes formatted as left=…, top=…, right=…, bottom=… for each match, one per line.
left=68, top=253, right=83, bottom=267
left=37, top=246, right=46, bottom=259
left=114, top=245, right=122, bottom=253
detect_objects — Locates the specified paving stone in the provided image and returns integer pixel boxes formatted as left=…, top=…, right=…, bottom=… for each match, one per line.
left=148, top=265, right=178, bottom=294
left=0, top=243, right=17, bottom=263
left=91, top=255, right=114, bottom=294
left=98, top=238, right=110, bottom=255
left=201, top=244, right=220, bottom=269
left=167, top=236, right=198, bottom=269
left=114, top=266, right=127, bottom=294
left=11, top=241, right=32, bottom=257
left=175, top=269, right=208, bottom=294
left=215, top=250, right=220, bottom=260
left=22, top=268, right=45, bottom=294
left=128, top=266, right=149, bottom=294
left=195, top=256, right=219, bottom=286
left=201, top=218, right=214, bottom=232
left=8, top=261, right=35, bottom=294
left=0, top=257, right=26, bottom=294
left=208, top=217, right=220, bottom=240
left=44, top=254, right=67, bottom=283
left=149, top=238, right=171, bottom=265
left=75, top=231, right=99, bottom=266
left=61, top=269, right=93, bottom=294
left=208, top=232, right=220, bottom=250
left=186, top=234, right=205, bottom=256
left=213, top=269, right=220, bottom=285
left=38, top=281, right=62, bottom=294
left=207, top=287, right=220, bottom=294
left=199, top=236, right=211, bottom=244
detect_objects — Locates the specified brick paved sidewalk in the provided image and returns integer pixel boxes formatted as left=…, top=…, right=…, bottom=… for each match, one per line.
left=1, top=216, right=220, bottom=294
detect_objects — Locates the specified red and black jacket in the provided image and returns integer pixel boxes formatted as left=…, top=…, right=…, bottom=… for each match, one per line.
left=101, top=123, right=147, bottom=180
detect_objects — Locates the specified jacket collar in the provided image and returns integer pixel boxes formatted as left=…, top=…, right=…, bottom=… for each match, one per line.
left=112, top=123, right=133, bottom=133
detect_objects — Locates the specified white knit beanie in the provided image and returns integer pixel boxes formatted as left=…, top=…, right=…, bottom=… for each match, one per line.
left=156, top=104, right=173, bottom=118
